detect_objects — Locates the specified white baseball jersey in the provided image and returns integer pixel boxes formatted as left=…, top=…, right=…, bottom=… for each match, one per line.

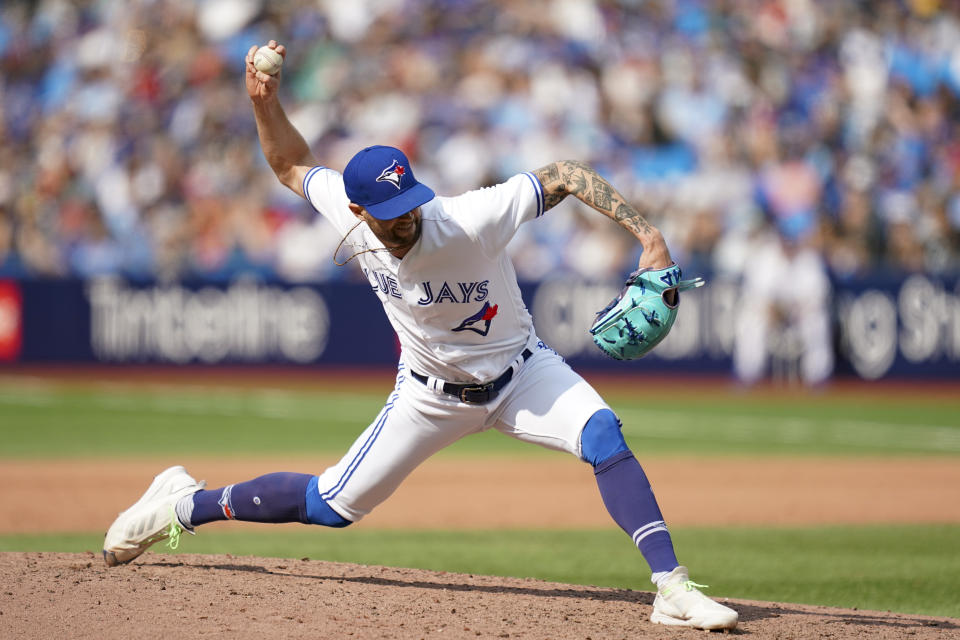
left=304, top=166, right=545, bottom=382
left=302, top=165, right=609, bottom=523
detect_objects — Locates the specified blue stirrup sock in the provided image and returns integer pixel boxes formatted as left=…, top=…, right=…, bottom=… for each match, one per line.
left=178, top=472, right=350, bottom=528
left=583, top=410, right=679, bottom=574
left=594, top=451, right=679, bottom=574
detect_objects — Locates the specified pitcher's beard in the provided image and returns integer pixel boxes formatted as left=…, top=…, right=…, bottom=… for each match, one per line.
left=384, top=219, right=421, bottom=251
left=332, top=217, right=422, bottom=266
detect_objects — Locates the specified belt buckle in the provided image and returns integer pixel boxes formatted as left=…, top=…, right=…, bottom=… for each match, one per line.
left=459, top=381, right=495, bottom=404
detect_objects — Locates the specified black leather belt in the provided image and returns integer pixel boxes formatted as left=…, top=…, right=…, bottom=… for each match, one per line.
left=410, top=348, right=533, bottom=404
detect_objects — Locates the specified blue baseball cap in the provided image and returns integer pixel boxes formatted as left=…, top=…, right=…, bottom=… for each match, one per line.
left=343, top=145, right=435, bottom=220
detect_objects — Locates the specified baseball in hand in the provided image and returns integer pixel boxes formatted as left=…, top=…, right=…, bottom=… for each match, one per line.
left=253, top=46, right=283, bottom=75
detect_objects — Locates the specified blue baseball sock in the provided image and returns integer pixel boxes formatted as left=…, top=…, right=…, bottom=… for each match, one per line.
left=580, top=409, right=679, bottom=575
left=594, top=450, right=679, bottom=574
left=184, top=472, right=314, bottom=526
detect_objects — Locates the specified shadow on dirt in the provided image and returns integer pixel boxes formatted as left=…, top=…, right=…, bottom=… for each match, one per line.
left=146, top=560, right=655, bottom=605
left=725, top=601, right=956, bottom=632
left=144, top=559, right=957, bottom=633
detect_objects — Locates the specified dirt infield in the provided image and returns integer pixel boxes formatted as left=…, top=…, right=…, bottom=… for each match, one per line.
left=3, top=456, right=960, bottom=639
left=4, top=456, right=960, bottom=534
left=1, top=552, right=957, bottom=639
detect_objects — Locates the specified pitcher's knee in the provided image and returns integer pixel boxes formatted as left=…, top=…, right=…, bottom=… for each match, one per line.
left=304, top=476, right=352, bottom=528
left=579, top=409, right=629, bottom=467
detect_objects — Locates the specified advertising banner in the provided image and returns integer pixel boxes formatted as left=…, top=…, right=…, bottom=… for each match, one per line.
left=0, top=280, right=22, bottom=362
left=7, top=273, right=960, bottom=380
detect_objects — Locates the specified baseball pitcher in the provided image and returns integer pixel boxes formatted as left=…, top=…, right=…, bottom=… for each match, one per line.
left=103, top=40, right=736, bottom=631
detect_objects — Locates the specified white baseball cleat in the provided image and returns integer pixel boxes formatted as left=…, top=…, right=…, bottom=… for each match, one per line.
left=102, top=465, right=205, bottom=567
left=650, top=566, right=739, bottom=630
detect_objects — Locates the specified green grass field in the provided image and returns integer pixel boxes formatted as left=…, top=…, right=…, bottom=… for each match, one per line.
left=1, top=374, right=959, bottom=617
left=1, top=377, right=958, bottom=457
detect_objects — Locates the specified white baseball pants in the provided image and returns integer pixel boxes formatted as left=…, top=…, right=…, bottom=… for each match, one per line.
left=315, top=342, right=610, bottom=523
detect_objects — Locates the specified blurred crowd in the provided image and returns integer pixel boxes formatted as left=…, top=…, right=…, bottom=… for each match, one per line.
left=1, top=0, right=959, bottom=284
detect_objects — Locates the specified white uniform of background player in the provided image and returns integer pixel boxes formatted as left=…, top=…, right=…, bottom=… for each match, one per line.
left=101, top=41, right=739, bottom=631
left=733, top=227, right=833, bottom=386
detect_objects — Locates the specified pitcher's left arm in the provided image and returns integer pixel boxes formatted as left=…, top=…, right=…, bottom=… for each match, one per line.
left=532, top=160, right=672, bottom=270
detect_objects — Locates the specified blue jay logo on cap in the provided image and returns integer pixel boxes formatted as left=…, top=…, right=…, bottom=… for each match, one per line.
left=343, top=145, right=435, bottom=220
left=376, top=160, right=406, bottom=190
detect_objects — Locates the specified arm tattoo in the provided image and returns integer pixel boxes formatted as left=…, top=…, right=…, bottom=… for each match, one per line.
left=543, top=189, right=566, bottom=211
left=535, top=163, right=560, bottom=185
left=532, top=160, right=655, bottom=237
left=533, top=163, right=566, bottom=210
left=592, top=181, right=613, bottom=212
left=615, top=203, right=653, bottom=235
left=563, top=166, right=588, bottom=196
left=561, top=159, right=594, bottom=173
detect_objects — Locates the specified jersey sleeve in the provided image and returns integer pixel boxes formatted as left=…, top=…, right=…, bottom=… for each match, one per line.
left=450, top=172, right=546, bottom=256
left=302, top=166, right=357, bottom=235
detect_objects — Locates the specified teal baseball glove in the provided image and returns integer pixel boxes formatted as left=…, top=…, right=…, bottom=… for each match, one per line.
left=589, top=264, right=705, bottom=360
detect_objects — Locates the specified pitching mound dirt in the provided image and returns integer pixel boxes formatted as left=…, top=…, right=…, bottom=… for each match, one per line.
left=1, top=552, right=957, bottom=639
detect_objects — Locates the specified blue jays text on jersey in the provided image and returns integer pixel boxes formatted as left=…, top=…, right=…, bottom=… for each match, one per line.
left=363, top=269, right=491, bottom=306
left=416, top=280, right=489, bottom=305
left=363, top=268, right=403, bottom=298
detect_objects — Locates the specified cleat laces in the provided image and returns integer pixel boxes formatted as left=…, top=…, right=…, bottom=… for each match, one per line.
left=664, top=579, right=709, bottom=597
left=166, top=507, right=183, bottom=550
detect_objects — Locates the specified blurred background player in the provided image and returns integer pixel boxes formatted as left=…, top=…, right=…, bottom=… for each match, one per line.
left=733, top=216, right=833, bottom=386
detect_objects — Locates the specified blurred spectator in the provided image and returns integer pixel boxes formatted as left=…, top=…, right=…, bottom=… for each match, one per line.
left=0, top=0, right=958, bottom=284
left=733, top=216, right=834, bottom=387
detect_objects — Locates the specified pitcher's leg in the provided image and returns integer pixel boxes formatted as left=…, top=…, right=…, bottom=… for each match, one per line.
left=582, top=409, right=678, bottom=576
left=183, top=378, right=475, bottom=529
left=493, top=349, right=679, bottom=576
left=179, top=472, right=349, bottom=528
left=314, top=377, right=483, bottom=523
left=494, top=351, right=737, bottom=629
left=103, top=371, right=478, bottom=565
